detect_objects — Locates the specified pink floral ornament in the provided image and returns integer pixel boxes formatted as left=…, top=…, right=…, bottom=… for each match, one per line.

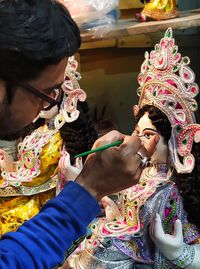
left=54, top=56, right=87, bottom=130
left=177, top=125, right=200, bottom=157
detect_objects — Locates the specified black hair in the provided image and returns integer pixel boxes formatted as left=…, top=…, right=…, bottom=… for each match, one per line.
left=0, top=0, right=81, bottom=99
left=136, top=105, right=200, bottom=229
left=60, top=101, right=98, bottom=164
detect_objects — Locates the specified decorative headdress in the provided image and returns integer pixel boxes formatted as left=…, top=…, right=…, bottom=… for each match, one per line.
left=134, top=28, right=200, bottom=173
left=0, top=56, right=86, bottom=190
left=54, top=56, right=86, bottom=129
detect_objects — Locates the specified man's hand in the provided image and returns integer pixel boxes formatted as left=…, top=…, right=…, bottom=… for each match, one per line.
left=76, top=130, right=159, bottom=201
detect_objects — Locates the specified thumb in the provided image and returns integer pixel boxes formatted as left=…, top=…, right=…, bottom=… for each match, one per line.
left=173, top=219, right=183, bottom=241
left=101, top=196, right=111, bottom=206
left=154, top=213, right=165, bottom=238
left=75, top=157, right=82, bottom=168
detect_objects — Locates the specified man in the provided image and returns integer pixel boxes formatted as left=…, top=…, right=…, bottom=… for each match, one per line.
left=0, top=1, right=158, bottom=268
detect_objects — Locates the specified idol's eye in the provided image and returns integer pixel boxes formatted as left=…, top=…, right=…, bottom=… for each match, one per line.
left=142, top=129, right=158, bottom=139
left=144, top=133, right=152, bottom=139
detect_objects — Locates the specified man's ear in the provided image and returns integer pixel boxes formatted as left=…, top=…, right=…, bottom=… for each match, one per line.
left=0, top=80, right=7, bottom=114
left=0, top=80, right=7, bottom=101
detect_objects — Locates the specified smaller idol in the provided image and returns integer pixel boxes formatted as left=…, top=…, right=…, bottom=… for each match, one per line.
left=136, top=0, right=179, bottom=22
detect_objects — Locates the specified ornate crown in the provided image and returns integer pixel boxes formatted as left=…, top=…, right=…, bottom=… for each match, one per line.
left=135, top=28, right=200, bottom=173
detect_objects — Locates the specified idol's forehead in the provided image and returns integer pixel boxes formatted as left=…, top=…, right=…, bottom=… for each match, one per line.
left=137, top=113, right=157, bottom=133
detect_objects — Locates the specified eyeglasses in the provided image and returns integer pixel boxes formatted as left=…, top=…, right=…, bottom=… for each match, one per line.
left=16, top=81, right=63, bottom=111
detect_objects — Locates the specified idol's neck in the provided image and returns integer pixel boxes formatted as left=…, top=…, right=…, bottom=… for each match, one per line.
left=142, top=161, right=171, bottom=179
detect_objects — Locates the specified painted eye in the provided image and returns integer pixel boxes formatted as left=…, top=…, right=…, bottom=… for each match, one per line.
left=144, top=133, right=152, bottom=139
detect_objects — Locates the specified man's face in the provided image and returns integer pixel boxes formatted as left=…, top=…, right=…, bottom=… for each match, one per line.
left=0, top=58, right=68, bottom=140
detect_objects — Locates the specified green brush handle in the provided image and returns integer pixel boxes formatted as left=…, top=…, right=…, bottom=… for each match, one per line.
left=74, top=140, right=123, bottom=158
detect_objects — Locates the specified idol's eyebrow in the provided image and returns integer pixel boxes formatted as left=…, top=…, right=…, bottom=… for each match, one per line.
left=143, top=128, right=158, bottom=133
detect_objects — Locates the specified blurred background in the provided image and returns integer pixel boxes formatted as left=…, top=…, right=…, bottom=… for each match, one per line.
left=65, top=0, right=200, bottom=134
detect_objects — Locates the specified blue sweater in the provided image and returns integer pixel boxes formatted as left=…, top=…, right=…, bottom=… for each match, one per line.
left=0, top=182, right=100, bottom=269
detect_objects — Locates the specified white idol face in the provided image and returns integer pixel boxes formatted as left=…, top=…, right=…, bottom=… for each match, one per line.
left=135, top=112, right=169, bottom=163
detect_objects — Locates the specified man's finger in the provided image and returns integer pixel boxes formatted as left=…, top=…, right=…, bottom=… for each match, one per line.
left=135, top=145, right=148, bottom=166
left=92, top=130, right=125, bottom=150
left=120, top=135, right=142, bottom=156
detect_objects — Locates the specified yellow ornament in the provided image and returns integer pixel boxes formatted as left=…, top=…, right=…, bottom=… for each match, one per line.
left=23, top=132, right=63, bottom=187
left=141, top=0, right=179, bottom=21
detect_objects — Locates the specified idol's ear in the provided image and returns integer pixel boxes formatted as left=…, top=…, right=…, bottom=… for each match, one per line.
left=133, top=105, right=139, bottom=117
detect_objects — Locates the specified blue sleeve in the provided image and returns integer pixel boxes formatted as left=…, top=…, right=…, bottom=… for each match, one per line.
left=0, top=181, right=100, bottom=269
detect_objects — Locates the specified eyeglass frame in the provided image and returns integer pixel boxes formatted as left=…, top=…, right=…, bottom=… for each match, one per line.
left=15, top=81, right=63, bottom=111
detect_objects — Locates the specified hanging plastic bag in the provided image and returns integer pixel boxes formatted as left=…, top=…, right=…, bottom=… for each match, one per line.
left=61, top=0, right=119, bottom=38
left=62, top=0, right=119, bottom=24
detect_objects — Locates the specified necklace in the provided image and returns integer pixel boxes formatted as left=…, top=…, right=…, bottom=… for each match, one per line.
left=91, top=163, right=171, bottom=239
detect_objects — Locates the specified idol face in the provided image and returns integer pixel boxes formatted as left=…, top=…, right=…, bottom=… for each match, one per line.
left=135, top=112, right=168, bottom=163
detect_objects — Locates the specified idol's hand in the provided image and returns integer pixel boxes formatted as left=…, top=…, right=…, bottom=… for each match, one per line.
left=150, top=214, right=199, bottom=268
left=59, top=150, right=83, bottom=181
left=0, top=149, right=14, bottom=172
left=149, top=213, right=184, bottom=260
left=76, top=130, right=159, bottom=201
left=101, top=196, right=121, bottom=221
